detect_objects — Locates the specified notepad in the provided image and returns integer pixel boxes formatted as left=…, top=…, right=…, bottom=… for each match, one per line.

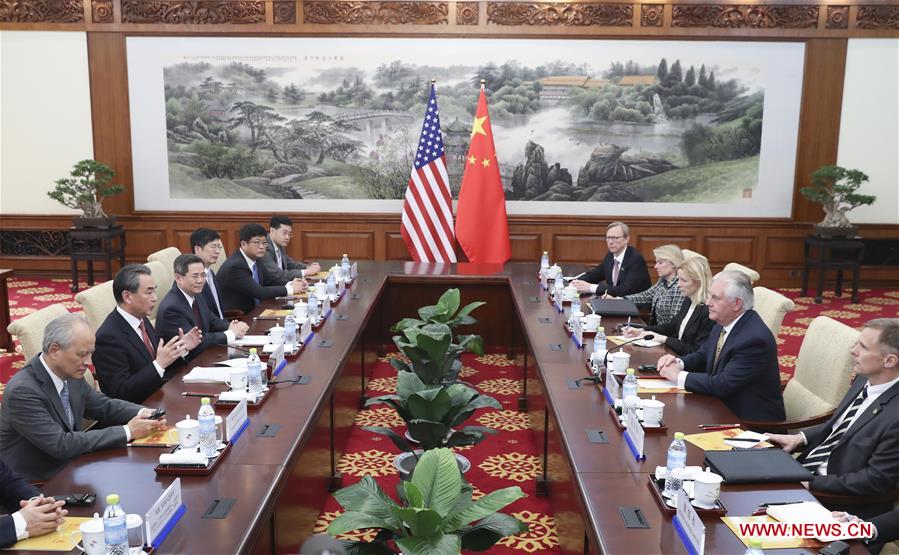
left=182, top=366, right=231, bottom=383
left=214, top=358, right=249, bottom=368
left=229, top=335, right=270, bottom=347
left=6, top=517, right=91, bottom=551
left=767, top=502, right=848, bottom=541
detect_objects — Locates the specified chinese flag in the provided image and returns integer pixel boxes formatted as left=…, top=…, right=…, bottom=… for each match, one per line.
left=455, top=88, right=511, bottom=264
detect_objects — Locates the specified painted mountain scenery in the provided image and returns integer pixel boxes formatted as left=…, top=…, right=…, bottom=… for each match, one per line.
left=142, top=38, right=801, bottom=208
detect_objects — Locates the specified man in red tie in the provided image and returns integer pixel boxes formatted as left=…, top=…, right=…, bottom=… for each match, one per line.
left=571, top=221, right=651, bottom=297
left=93, top=264, right=202, bottom=403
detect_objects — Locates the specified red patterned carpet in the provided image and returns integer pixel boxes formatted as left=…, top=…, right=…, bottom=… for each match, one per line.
left=1, top=278, right=898, bottom=552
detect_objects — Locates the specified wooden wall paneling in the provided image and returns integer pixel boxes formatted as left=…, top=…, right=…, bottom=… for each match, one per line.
left=301, top=231, right=374, bottom=260
left=703, top=236, right=755, bottom=267
left=791, top=38, right=849, bottom=222
left=125, top=228, right=166, bottom=260
left=765, top=235, right=807, bottom=268
left=635, top=235, right=696, bottom=256
left=384, top=232, right=412, bottom=261
left=552, top=233, right=604, bottom=264
left=86, top=32, right=134, bottom=216
left=508, top=232, right=543, bottom=262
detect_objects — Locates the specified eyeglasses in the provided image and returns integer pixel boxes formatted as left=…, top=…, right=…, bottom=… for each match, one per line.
left=246, top=239, right=267, bottom=246
left=604, top=235, right=624, bottom=241
left=180, top=272, right=206, bottom=281
left=207, top=243, right=224, bottom=251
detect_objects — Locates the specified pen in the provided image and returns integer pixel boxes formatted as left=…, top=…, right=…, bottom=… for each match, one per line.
left=253, top=316, right=282, bottom=321
left=182, top=392, right=215, bottom=397
left=698, top=423, right=741, bottom=429
left=724, top=437, right=762, bottom=443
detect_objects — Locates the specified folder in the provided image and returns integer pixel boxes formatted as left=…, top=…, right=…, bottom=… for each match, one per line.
left=704, top=448, right=813, bottom=484
left=589, top=298, right=640, bottom=317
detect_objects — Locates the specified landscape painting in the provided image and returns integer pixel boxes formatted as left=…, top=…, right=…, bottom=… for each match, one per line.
left=127, top=37, right=804, bottom=216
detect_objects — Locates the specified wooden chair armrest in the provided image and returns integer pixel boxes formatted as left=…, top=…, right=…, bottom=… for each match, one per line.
left=742, top=411, right=834, bottom=433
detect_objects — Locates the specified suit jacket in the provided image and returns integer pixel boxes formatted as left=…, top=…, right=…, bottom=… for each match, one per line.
left=581, top=246, right=652, bottom=297
left=93, top=309, right=168, bottom=403
left=201, top=267, right=224, bottom=319
left=870, top=509, right=899, bottom=545
left=216, top=250, right=288, bottom=315
left=0, top=459, right=39, bottom=548
left=681, top=309, right=785, bottom=421
left=646, top=300, right=714, bottom=357
left=260, top=235, right=307, bottom=285
left=799, top=377, right=899, bottom=519
left=0, top=356, right=142, bottom=480
left=156, top=286, right=230, bottom=360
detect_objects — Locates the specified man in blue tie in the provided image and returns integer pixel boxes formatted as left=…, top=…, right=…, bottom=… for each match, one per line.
left=190, top=228, right=226, bottom=319
left=766, top=318, right=899, bottom=520
left=215, top=223, right=306, bottom=315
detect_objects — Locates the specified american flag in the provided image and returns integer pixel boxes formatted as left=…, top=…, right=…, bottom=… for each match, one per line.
left=401, top=84, right=457, bottom=263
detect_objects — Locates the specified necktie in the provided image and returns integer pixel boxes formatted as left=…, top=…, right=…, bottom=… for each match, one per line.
left=712, top=328, right=727, bottom=373
left=191, top=298, right=202, bottom=327
left=60, top=380, right=75, bottom=429
left=252, top=263, right=260, bottom=285
left=802, top=386, right=869, bottom=472
left=276, top=248, right=284, bottom=270
left=139, top=320, right=156, bottom=357
left=612, top=259, right=620, bottom=286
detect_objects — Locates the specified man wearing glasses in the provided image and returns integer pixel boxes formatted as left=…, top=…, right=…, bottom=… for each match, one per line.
left=261, top=215, right=321, bottom=284
left=156, top=254, right=249, bottom=360
left=190, top=228, right=226, bottom=319
left=216, top=223, right=307, bottom=315
left=571, top=221, right=651, bottom=297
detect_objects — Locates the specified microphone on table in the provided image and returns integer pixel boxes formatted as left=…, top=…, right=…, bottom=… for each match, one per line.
left=577, top=334, right=655, bottom=385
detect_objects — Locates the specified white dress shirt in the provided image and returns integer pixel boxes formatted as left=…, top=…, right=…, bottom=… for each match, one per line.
left=590, top=250, right=626, bottom=294
left=179, top=288, right=234, bottom=343
left=800, top=374, right=899, bottom=475
left=676, top=311, right=747, bottom=389
left=205, top=266, right=224, bottom=318
left=677, top=302, right=698, bottom=340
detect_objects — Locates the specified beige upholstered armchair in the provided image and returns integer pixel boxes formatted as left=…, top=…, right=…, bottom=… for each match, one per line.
left=7, top=303, right=70, bottom=361
left=74, top=280, right=116, bottom=331
left=723, top=262, right=760, bottom=283
left=753, top=286, right=796, bottom=338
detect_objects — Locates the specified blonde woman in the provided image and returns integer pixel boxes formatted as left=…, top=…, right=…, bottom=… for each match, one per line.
left=625, top=256, right=714, bottom=356
left=622, top=244, right=685, bottom=326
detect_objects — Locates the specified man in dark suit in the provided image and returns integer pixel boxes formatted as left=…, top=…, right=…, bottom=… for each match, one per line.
left=261, top=215, right=321, bottom=285
left=157, top=254, right=249, bottom=360
left=0, top=459, right=67, bottom=547
left=216, top=223, right=306, bottom=315
left=93, top=264, right=201, bottom=403
left=767, top=318, right=899, bottom=520
left=571, top=221, right=651, bottom=297
left=191, top=227, right=226, bottom=319
left=0, top=314, right=166, bottom=480
left=658, top=270, right=785, bottom=421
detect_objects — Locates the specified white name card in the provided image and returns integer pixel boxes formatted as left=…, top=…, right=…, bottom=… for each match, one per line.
left=145, top=478, right=183, bottom=548
left=625, top=408, right=645, bottom=458
left=300, top=319, right=312, bottom=343
left=350, top=262, right=358, bottom=279
left=675, top=490, right=706, bottom=555
left=270, top=343, right=285, bottom=374
left=322, top=295, right=331, bottom=317
left=226, top=399, right=248, bottom=442
left=605, top=367, right=620, bottom=405
left=338, top=277, right=346, bottom=295
left=572, top=317, right=583, bottom=348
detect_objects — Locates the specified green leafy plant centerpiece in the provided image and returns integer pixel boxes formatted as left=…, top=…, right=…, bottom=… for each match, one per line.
left=47, top=159, right=125, bottom=222
left=800, top=165, right=875, bottom=235
left=328, top=448, right=528, bottom=554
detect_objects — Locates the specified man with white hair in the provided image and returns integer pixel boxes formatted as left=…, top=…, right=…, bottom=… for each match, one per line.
left=657, top=270, right=785, bottom=421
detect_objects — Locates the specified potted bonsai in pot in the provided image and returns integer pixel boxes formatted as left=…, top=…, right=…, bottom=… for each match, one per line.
left=363, top=371, right=501, bottom=479
left=800, top=165, right=876, bottom=237
left=47, top=159, right=124, bottom=228
left=328, top=448, right=528, bottom=554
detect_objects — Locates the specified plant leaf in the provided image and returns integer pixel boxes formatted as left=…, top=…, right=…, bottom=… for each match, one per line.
left=407, top=387, right=452, bottom=423
left=327, top=511, right=392, bottom=536
left=397, top=371, right=428, bottom=398
left=407, top=419, right=450, bottom=451
left=403, top=481, right=424, bottom=509
left=392, top=507, right=443, bottom=539
left=459, top=513, right=529, bottom=551
left=332, top=476, right=403, bottom=530
left=362, top=426, right=414, bottom=453
left=344, top=540, right=398, bottom=555
left=391, top=317, right=425, bottom=332
left=410, top=448, right=462, bottom=519
left=396, top=532, right=461, bottom=555
left=443, top=487, right=526, bottom=530
left=437, top=288, right=461, bottom=319
left=417, top=303, right=442, bottom=322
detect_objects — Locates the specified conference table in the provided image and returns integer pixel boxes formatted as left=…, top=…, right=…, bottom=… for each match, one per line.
left=18, top=262, right=865, bottom=554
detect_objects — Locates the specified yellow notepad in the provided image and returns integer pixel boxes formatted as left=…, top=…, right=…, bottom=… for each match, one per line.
left=259, top=309, right=291, bottom=317
left=684, top=429, right=772, bottom=451
left=6, top=517, right=91, bottom=551
left=130, top=426, right=178, bottom=447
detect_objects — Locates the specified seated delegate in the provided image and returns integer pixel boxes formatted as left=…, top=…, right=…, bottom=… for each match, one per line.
left=621, top=244, right=685, bottom=326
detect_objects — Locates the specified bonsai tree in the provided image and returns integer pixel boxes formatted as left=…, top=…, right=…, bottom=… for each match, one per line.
left=800, top=165, right=875, bottom=228
left=364, top=371, right=500, bottom=453
left=47, top=159, right=124, bottom=218
left=390, top=289, right=485, bottom=385
left=328, top=448, right=527, bottom=554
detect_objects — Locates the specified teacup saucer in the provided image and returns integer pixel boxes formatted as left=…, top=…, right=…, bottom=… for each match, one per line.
left=691, top=499, right=718, bottom=510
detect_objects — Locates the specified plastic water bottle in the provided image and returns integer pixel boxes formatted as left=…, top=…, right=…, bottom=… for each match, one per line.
left=103, top=494, right=128, bottom=555
left=284, top=315, right=297, bottom=346
left=592, top=327, right=607, bottom=371
left=540, top=251, right=549, bottom=273
left=341, top=254, right=350, bottom=278
left=663, top=432, right=688, bottom=498
left=570, top=296, right=581, bottom=324
left=622, top=367, right=639, bottom=414
left=198, top=397, right=217, bottom=457
left=326, top=271, right=337, bottom=295
left=247, top=348, right=263, bottom=396
left=744, top=537, right=764, bottom=555
left=308, top=293, right=320, bottom=322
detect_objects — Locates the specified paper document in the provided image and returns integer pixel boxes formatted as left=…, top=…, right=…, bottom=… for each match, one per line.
left=723, top=430, right=768, bottom=449
left=684, top=429, right=773, bottom=451
left=182, top=366, right=230, bottom=383
left=214, top=358, right=249, bottom=368
left=722, top=516, right=826, bottom=550
left=229, top=335, right=269, bottom=346
left=767, top=501, right=849, bottom=541
left=6, top=517, right=91, bottom=551
left=636, top=378, right=683, bottom=391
